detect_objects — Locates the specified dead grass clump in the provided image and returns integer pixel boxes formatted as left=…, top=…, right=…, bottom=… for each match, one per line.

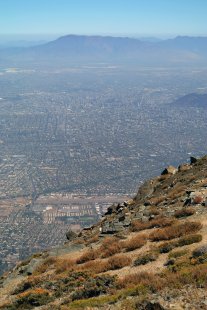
left=118, top=271, right=164, bottom=291
left=131, top=217, right=174, bottom=232
left=55, top=258, right=76, bottom=274
left=76, top=249, right=98, bottom=264
left=148, top=207, right=161, bottom=216
left=80, top=259, right=109, bottom=273
left=167, top=185, right=186, bottom=199
left=174, top=207, right=195, bottom=218
left=107, top=254, right=132, bottom=270
left=85, top=234, right=99, bottom=245
left=148, top=196, right=166, bottom=206
left=149, top=221, right=202, bottom=242
left=34, top=257, right=57, bottom=274
left=99, top=237, right=122, bottom=258
left=121, top=234, right=147, bottom=252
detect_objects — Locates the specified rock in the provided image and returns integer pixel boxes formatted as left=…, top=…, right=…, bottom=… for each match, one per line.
left=161, top=166, right=177, bottom=175
left=192, top=244, right=207, bottom=257
left=66, top=230, right=77, bottom=241
left=144, top=301, right=166, bottom=310
left=178, top=164, right=190, bottom=172
left=190, top=156, right=198, bottom=164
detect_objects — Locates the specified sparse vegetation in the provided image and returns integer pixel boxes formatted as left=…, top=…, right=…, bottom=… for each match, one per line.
left=131, top=217, right=174, bottom=232
left=159, top=234, right=202, bottom=253
left=150, top=221, right=202, bottom=242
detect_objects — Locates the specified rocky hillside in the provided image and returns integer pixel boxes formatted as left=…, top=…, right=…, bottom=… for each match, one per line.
left=1, top=156, right=207, bottom=309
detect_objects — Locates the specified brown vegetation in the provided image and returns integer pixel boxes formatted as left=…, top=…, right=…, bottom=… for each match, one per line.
left=121, top=233, right=147, bottom=252
left=149, top=221, right=202, bottom=242
left=174, top=207, right=195, bottom=218
left=131, top=216, right=174, bottom=232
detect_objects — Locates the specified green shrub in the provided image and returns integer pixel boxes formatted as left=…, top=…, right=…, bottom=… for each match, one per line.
left=159, top=234, right=202, bottom=253
left=71, top=275, right=116, bottom=301
left=134, top=252, right=159, bottom=266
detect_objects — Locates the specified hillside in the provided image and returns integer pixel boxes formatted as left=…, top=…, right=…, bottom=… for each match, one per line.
left=1, top=156, right=207, bottom=309
left=173, top=93, right=207, bottom=108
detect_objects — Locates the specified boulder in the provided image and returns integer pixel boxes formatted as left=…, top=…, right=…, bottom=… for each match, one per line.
left=161, top=165, right=177, bottom=175
left=190, top=156, right=198, bottom=164
left=66, top=230, right=77, bottom=241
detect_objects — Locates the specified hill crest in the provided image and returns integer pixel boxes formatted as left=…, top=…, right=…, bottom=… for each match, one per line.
left=1, top=155, right=207, bottom=309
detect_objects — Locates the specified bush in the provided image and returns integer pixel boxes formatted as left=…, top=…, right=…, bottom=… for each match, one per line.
left=107, top=254, right=132, bottom=270
left=131, top=217, right=174, bottom=232
left=159, top=234, right=202, bottom=253
left=192, top=244, right=207, bottom=258
left=99, top=237, right=122, bottom=258
left=174, top=208, right=195, bottom=218
left=55, top=258, right=75, bottom=273
left=34, top=257, right=57, bottom=274
left=71, top=275, right=116, bottom=300
left=76, top=249, right=98, bottom=264
left=14, top=288, right=52, bottom=309
left=169, top=249, right=188, bottom=259
left=150, top=221, right=202, bottom=242
left=80, top=260, right=109, bottom=274
left=121, top=234, right=147, bottom=252
left=134, top=251, right=159, bottom=266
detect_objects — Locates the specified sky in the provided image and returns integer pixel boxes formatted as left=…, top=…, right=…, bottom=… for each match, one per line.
left=0, top=0, right=206, bottom=39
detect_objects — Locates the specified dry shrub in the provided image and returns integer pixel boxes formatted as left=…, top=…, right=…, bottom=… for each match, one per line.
left=193, top=196, right=203, bottom=204
left=167, top=185, right=186, bottom=199
left=174, top=207, right=195, bottom=218
left=76, top=249, right=98, bottom=264
left=148, top=196, right=166, bottom=206
left=148, top=207, right=161, bottom=216
left=149, top=221, right=202, bottom=242
left=121, top=234, right=147, bottom=252
left=131, top=217, right=174, bottom=232
left=119, top=263, right=207, bottom=291
left=55, top=258, right=75, bottom=274
left=34, top=257, right=57, bottom=274
left=107, top=254, right=132, bottom=270
left=118, top=271, right=164, bottom=291
left=86, top=234, right=99, bottom=245
left=99, top=237, right=122, bottom=258
left=80, top=259, right=109, bottom=273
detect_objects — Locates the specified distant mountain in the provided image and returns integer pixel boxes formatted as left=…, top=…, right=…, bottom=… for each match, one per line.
left=1, top=35, right=207, bottom=66
left=173, top=93, right=207, bottom=107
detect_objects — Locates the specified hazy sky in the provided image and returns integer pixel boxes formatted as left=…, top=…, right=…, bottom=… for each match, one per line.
left=0, top=0, right=206, bottom=38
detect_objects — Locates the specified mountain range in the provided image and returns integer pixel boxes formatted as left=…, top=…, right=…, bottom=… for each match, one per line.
left=1, top=35, right=207, bottom=66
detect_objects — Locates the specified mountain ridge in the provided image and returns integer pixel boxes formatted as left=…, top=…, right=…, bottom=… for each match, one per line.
left=1, top=34, right=207, bottom=66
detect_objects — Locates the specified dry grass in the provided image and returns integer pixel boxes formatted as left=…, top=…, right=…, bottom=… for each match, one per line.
left=174, top=207, right=195, bottom=218
left=131, top=217, right=174, bottom=232
left=80, top=259, right=109, bottom=273
left=107, top=254, right=132, bottom=270
left=76, top=249, right=98, bottom=264
left=121, top=233, right=147, bottom=252
left=99, top=237, right=122, bottom=258
left=54, top=258, right=76, bottom=274
left=33, top=257, right=57, bottom=275
left=167, top=185, right=186, bottom=199
left=150, top=221, right=202, bottom=242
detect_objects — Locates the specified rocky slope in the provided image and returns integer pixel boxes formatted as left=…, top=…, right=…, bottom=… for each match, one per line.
left=1, top=156, right=207, bottom=309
